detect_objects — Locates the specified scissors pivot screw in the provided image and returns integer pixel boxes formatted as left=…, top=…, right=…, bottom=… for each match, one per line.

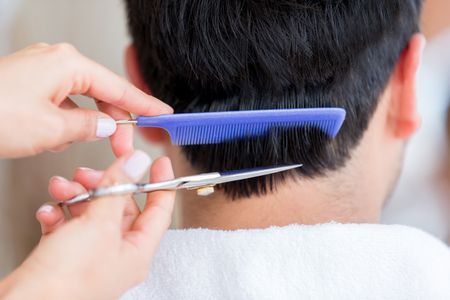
left=196, top=186, right=215, bottom=197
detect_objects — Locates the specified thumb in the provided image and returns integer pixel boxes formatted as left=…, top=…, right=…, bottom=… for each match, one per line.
left=59, top=107, right=117, bottom=143
left=86, top=150, right=151, bottom=223
left=128, top=156, right=175, bottom=255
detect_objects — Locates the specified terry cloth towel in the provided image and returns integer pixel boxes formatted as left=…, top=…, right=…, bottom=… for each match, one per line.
left=121, top=223, right=450, bottom=300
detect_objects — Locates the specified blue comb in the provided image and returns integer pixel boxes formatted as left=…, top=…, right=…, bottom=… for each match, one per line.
left=117, top=108, right=346, bottom=145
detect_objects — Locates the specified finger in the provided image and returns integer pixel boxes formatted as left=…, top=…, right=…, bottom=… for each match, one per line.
left=48, top=97, right=93, bottom=149
left=48, top=142, right=72, bottom=153
left=50, top=46, right=173, bottom=115
left=86, top=150, right=151, bottom=224
left=48, top=176, right=89, bottom=217
left=48, top=176, right=86, bottom=201
left=60, top=97, right=78, bottom=110
left=73, top=167, right=104, bottom=190
left=138, top=127, right=167, bottom=143
left=71, top=167, right=103, bottom=217
left=146, top=157, right=176, bottom=216
left=25, top=42, right=50, bottom=50
left=57, top=107, right=117, bottom=144
left=74, top=166, right=141, bottom=230
left=128, top=157, right=175, bottom=252
left=96, top=101, right=134, bottom=157
left=78, top=60, right=173, bottom=116
left=36, top=204, right=65, bottom=235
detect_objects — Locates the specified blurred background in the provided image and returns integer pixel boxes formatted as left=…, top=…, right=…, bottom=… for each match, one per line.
left=0, top=0, right=449, bottom=277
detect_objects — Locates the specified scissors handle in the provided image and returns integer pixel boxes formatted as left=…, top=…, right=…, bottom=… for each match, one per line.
left=62, top=179, right=183, bottom=206
left=60, top=165, right=301, bottom=206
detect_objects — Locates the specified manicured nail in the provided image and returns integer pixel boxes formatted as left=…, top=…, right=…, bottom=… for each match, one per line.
left=123, top=150, right=151, bottom=180
left=38, top=204, right=54, bottom=214
left=77, top=167, right=95, bottom=172
left=162, top=103, right=174, bottom=113
left=77, top=167, right=99, bottom=174
left=76, top=167, right=103, bottom=180
left=50, top=176, right=69, bottom=183
left=96, top=118, right=117, bottom=138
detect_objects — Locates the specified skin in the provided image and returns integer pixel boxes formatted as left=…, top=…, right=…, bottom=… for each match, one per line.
left=0, top=44, right=176, bottom=299
left=0, top=43, right=172, bottom=157
left=47, top=34, right=425, bottom=231
left=2, top=153, right=175, bottom=300
left=147, top=34, right=425, bottom=229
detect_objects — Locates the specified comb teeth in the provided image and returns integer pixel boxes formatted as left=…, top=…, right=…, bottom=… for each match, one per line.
left=170, top=119, right=340, bottom=145
left=135, top=108, right=346, bottom=146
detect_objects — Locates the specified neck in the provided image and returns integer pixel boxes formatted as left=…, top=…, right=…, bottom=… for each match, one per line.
left=167, top=120, right=389, bottom=230
left=168, top=96, right=393, bottom=230
left=176, top=167, right=382, bottom=230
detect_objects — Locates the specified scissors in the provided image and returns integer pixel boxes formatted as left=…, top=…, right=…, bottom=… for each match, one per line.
left=62, top=164, right=302, bottom=206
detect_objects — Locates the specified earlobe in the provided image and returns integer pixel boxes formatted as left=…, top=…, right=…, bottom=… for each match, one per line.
left=388, top=34, right=425, bottom=139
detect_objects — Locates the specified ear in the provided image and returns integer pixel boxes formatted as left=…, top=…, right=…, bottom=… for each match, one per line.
left=125, top=44, right=168, bottom=143
left=125, top=44, right=150, bottom=93
left=387, top=34, right=426, bottom=139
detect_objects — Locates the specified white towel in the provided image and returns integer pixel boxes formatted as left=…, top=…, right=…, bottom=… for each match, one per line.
left=121, top=223, right=450, bottom=300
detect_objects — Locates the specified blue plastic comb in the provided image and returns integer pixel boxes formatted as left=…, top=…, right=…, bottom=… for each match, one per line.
left=117, top=108, right=346, bottom=145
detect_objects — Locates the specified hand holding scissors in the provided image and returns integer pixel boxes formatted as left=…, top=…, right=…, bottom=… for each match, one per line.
left=28, top=152, right=299, bottom=300
left=1, top=151, right=174, bottom=299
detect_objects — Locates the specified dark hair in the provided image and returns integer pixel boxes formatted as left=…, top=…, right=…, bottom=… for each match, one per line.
left=125, top=0, right=422, bottom=198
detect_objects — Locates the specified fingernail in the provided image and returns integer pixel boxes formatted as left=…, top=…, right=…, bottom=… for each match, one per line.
left=96, top=118, right=117, bottom=138
left=163, top=103, right=174, bottom=113
left=77, top=167, right=99, bottom=174
left=38, top=204, right=54, bottom=214
left=123, top=150, right=151, bottom=180
left=77, top=167, right=95, bottom=172
left=76, top=167, right=103, bottom=180
left=50, top=176, right=69, bottom=183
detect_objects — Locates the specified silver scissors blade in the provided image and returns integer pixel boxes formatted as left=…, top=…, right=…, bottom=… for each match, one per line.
left=179, top=164, right=302, bottom=189
left=61, top=164, right=302, bottom=206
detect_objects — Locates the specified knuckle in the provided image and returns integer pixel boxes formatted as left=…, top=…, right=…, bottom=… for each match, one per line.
left=47, top=43, right=81, bottom=70
left=49, top=110, right=95, bottom=143
left=113, top=84, right=129, bottom=107
left=31, top=42, right=50, bottom=49
left=51, top=42, right=78, bottom=55
left=153, top=204, right=173, bottom=228
left=43, top=113, right=66, bottom=145
left=77, top=110, right=96, bottom=140
left=48, top=143, right=70, bottom=153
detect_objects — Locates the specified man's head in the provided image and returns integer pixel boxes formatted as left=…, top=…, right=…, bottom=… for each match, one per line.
left=124, top=1, right=424, bottom=205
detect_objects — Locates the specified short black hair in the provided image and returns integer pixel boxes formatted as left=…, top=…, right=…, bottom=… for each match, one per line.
left=125, top=0, right=422, bottom=198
